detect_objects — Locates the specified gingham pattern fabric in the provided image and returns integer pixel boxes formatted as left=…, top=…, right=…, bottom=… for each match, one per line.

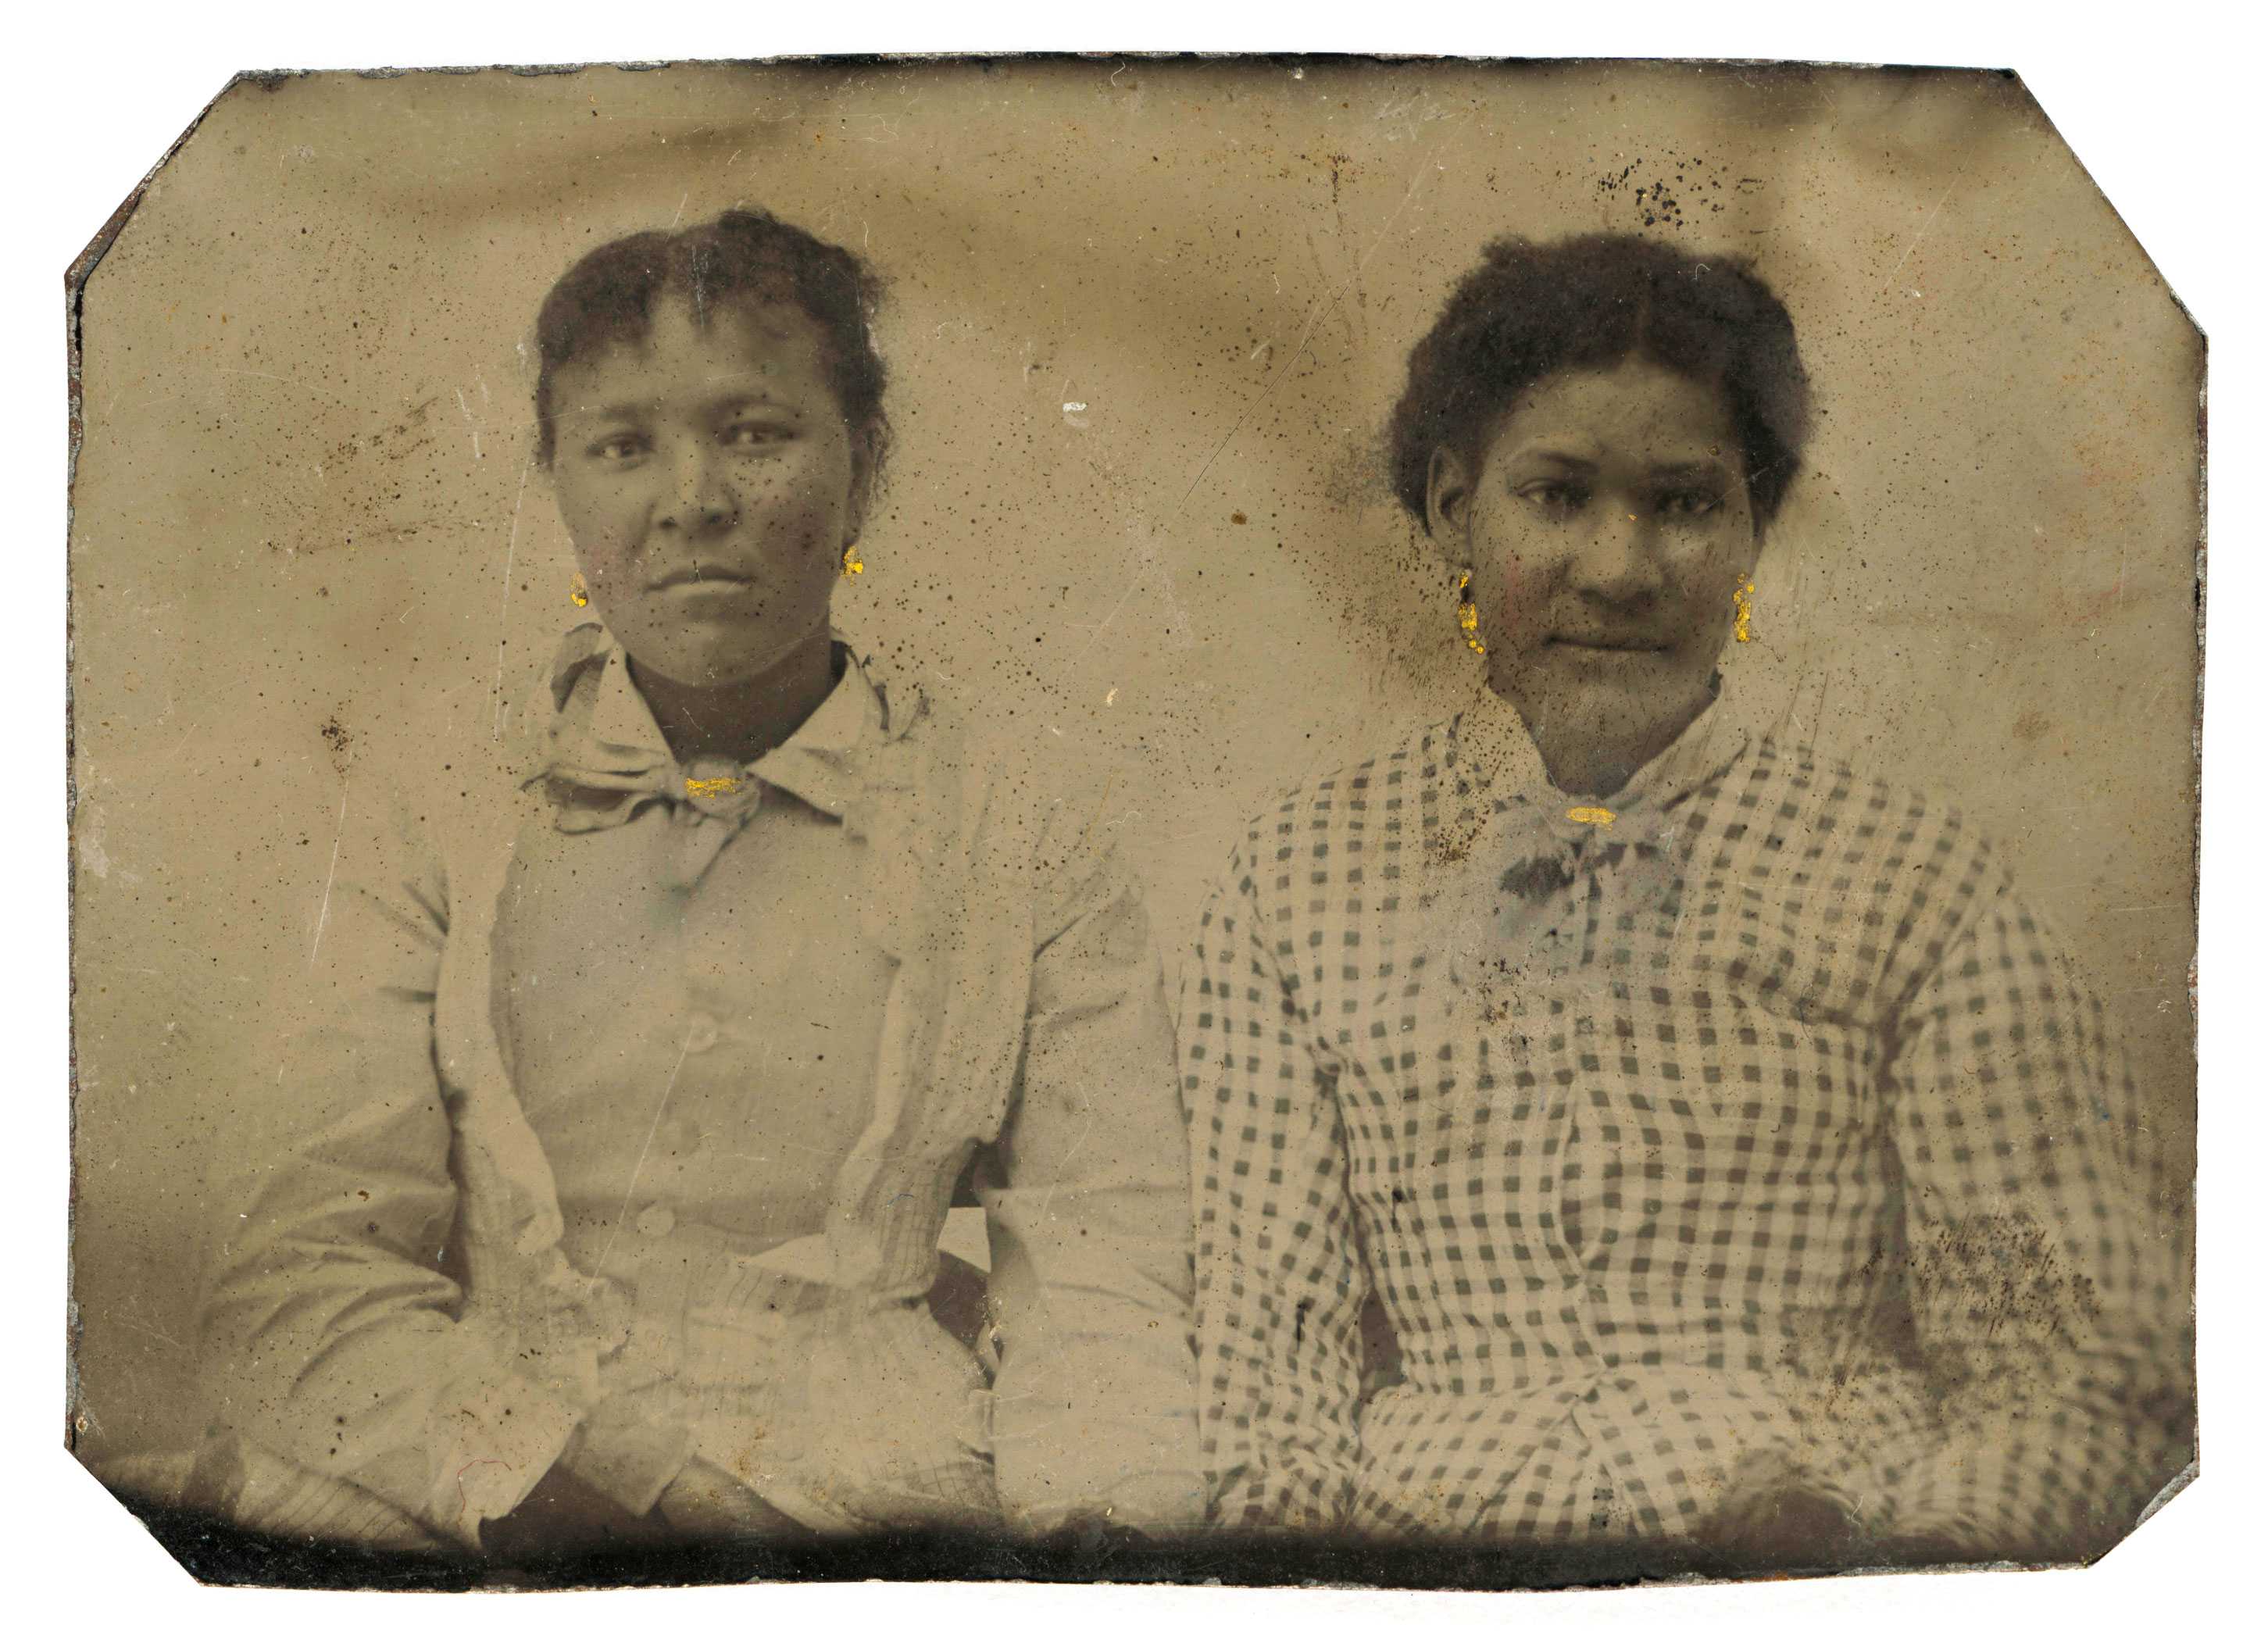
left=1182, top=684, right=2187, bottom=1552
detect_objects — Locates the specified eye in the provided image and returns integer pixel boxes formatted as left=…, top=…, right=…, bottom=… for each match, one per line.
left=586, top=432, right=648, bottom=463
left=1657, top=487, right=1723, bottom=518
left=722, top=421, right=793, bottom=448
left=1518, top=480, right=1588, bottom=515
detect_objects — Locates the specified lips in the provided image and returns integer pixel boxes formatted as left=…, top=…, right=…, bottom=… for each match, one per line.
left=646, top=567, right=755, bottom=592
left=1548, top=635, right=1666, bottom=654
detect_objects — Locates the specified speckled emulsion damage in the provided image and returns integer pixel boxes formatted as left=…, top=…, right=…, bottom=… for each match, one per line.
left=65, top=57, right=2198, bottom=1591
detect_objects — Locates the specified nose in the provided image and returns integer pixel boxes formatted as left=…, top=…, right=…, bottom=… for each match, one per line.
left=1566, top=505, right=1661, bottom=604
left=655, top=441, right=737, bottom=535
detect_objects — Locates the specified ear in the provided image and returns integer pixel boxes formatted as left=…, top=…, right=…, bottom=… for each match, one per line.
left=1741, top=531, right=1768, bottom=582
left=538, top=456, right=575, bottom=532
left=843, top=417, right=885, bottom=544
left=1425, top=443, right=1477, bottom=551
left=1739, top=502, right=1770, bottom=575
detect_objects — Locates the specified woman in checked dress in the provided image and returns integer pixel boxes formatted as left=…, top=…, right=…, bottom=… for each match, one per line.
left=1180, top=233, right=2190, bottom=1566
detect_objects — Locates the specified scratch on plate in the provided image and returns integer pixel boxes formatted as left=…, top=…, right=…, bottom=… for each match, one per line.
left=1177, top=149, right=1438, bottom=510
left=491, top=455, right=534, bottom=739
left=1074, top=773, right=1119, bottom=856
left=591, top=1031, right=697, bottom=1278
left=1884, top=182, right=1956, bottom=294
left=309, top=788, right=348, bottom=966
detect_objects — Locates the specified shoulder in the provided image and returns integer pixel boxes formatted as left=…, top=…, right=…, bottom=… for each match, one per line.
left=859, top=671, right=1152, bottom=952
left=1718, top=733, right=2023, bottom=992
left=1213, top=716, right=1443, bottom=903
left=848, top=652, right=1066, bottom=875
left=860, top=658, right=1041, bottom=820
left=1729, top=733, right=2007, bottom=891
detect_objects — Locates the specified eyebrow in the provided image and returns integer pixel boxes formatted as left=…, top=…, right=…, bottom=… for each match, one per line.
left=570, top=391, right=803, bottom=425
left=1648, top=459, right=1734, bottom=483
left=1507, top=448, right=1734, bottom=481
left=1512, top=447, right=1598, bottom=470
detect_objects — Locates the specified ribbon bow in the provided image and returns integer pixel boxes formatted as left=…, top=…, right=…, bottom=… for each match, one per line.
left=1427, top=677, right=1759, bottom=991
left=520, top=627, right=880, bottom=891
left=1493, top=791, right=1681, bottom=907
left=534, top=746, right=769, bottom=891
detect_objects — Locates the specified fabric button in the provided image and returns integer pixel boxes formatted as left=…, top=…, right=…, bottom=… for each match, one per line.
left=684, top=1012, right=720, bottom=1055
left=636, top=1204, right=677, bottom=1240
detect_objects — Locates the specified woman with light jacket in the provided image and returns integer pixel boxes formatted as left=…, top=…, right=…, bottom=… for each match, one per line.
left=198, top=209, right=1202, bottom=1555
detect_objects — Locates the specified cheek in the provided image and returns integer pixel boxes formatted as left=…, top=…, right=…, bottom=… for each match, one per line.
left=741, top=451, right=851, bottom=529
left=555, top=484, right=639, bottom=581
left=1477, top=551, right=1556, bottom=648
left=1464, top=499, right=1560, bottom=646
left=1673, top=531, right=1758, bottom=620
left=780, top=473, right=843, bottom=543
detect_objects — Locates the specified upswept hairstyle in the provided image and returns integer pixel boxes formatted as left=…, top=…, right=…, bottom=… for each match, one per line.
left=1386, top=234, right=1813, bottom=530
left=531, top=208, right=890, bottom=470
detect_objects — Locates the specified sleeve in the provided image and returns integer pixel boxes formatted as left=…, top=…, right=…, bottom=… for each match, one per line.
left=1839, top=877, right=2193, bottom=1558
left=555, top=1370, right=698, bottom=1521
left=1179, top=843, right=1367, bottom=1533
left=974, top=811, right=1207, bottom=1538
left=195, top=778, right=591, bottom=1546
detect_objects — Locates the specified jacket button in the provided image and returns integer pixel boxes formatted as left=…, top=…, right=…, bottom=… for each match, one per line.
left=636, top=1205, right=677, bottom=1240
left=684, top=1013, right=720, bottom=1055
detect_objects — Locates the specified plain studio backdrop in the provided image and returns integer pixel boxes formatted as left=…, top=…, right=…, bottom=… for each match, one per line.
left=66, top=59, right=2198, bottom=1475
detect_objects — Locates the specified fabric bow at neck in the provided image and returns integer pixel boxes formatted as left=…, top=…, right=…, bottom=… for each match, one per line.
left=1427, top=673, right=1759, bottom=986
left=522, top=626, right=880, bottom=891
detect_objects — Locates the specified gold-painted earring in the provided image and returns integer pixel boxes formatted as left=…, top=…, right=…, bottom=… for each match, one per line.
left=1456, top=571, right=1487, bottom=655
left=569, top=571, right=590, bottom=609
left=841, top=542, right=865, bottom=577
left=1734, top=578, right=1755, bottom=642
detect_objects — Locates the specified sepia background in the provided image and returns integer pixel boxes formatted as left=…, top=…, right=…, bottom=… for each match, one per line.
left=66, top=59, right=2200, bottom=1476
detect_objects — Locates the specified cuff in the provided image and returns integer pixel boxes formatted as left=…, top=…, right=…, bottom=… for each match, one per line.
left=827, top=1140, right=966, bottom=1301
left=558, top=1395, right=701, bottom=1520
left=422, top=1370, right=588, bottom=1545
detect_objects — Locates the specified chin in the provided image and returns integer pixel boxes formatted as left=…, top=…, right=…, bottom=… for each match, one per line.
left=1515, top=663, right=1704, bottom=731
left=627, top=616, right=823, bottom=687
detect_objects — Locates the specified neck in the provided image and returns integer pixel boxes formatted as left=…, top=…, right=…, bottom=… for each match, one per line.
left=1534, top=730, right=1675, bottom=801
left=630, top=630, right=840, bottom=766
left=1502, top=674, right=1719, bottom=800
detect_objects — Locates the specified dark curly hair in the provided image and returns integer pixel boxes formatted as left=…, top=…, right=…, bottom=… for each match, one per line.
left=532, top=208, right=889, bottom=470
left=1387, top=234, right=1811, bottom=531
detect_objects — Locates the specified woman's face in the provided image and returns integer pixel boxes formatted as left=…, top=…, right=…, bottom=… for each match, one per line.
left=1430, top=357, right=1761, bottom=790
left=547, top=295, right=872, bottom=688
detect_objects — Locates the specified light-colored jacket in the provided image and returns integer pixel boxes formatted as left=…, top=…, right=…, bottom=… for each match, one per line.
left=197, top=634, right=1202, bottom=1548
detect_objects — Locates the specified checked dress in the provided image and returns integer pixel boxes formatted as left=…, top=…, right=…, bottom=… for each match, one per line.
left=1181, top=672, right=2188, bottom=1552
